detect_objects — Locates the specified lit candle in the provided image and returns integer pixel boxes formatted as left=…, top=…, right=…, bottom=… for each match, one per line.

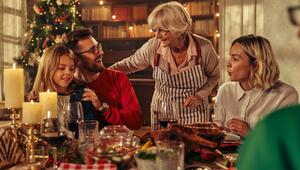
left=4, top=63, right=24, bottom=108
left=22, top=100, right=42, bottom=124
left=39, top=90, right=57, bottom=118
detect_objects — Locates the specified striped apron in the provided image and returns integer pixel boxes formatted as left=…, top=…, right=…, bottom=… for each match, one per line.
left=151, top=43, right=209, bottom=130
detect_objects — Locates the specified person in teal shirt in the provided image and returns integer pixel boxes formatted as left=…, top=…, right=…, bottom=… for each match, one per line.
left=237, top=5, right=300, bottom=170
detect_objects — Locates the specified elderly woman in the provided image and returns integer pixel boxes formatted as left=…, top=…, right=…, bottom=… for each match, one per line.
left=214, top=34, right=298, bottom=138
left=110, top=1, right=219, bottom=129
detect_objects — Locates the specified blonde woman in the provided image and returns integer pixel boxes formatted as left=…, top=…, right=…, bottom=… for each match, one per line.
left=214, top=34, right=298, bottom=138
left=110, top=1, right=219, bottom=128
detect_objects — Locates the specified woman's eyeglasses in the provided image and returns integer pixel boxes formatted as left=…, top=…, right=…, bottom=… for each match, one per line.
left=75, top=43, right=102, bottom=55
left=288, top=5, right=300, bottom=26
left=151, top=28, right=170, bottom=36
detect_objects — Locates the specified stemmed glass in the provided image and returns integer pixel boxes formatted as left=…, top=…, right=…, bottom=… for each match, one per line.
left=40, top=110, right=67, bottom=147
left=58, top=95, right=84, bottom=139
left=157, top=101, right=179, bottom=129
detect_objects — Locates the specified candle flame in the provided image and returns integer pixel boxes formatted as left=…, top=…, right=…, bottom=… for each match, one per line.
left=47, top=89, right=50, bottom=93
left=31, top=100, right=34, bottom=104
left=13, top=63, right=16, bottom=69
left=47, top=111, right=51, bottom=118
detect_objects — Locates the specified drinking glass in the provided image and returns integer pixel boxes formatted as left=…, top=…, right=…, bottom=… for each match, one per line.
left=157, top=101, right=179, bottom=129
left=58, top=96, right=84, bottom=139
left=156, top=140, right=185, bottom=170
left=28, top=145, right=48, bottom=168
left=79, top=120, right=99, bottom=145
left=40, top=111, right=67, bottom=147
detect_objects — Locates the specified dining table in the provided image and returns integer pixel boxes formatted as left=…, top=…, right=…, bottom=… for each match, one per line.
left=0, top=121, right=239, bottom=170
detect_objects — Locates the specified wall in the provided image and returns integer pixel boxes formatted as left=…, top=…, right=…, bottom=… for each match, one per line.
left=219, top=0, right=300, bottom=100
left=263, top=0, right=300, bottom=98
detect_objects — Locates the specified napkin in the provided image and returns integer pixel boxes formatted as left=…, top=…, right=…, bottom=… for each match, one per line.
left=58, top=163, right=117, bottom=170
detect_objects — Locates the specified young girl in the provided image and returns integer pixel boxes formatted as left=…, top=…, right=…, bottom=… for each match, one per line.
left=29, top=45, right=76, bottom=99
left=214, top=35, right=298, bottom=138
left=28, top=45, right=100, bottom=136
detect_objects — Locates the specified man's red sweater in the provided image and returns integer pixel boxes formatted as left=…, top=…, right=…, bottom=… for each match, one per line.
left=87, top=69, right=142, bottom=129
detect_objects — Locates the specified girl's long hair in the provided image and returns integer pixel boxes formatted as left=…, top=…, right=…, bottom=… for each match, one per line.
left=28, top=45, right=74, bottom=100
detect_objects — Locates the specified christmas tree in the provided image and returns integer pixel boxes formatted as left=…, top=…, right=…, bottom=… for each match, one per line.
left=14, top=0, right=82, bottom=89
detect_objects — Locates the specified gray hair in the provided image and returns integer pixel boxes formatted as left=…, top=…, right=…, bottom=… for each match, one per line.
left=147, top=1, right=192, bottom=37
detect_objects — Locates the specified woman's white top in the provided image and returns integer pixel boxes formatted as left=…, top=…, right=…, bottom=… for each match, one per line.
left=214, top=81, right=298, bottom=128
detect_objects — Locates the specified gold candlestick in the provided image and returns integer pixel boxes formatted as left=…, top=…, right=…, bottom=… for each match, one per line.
left=9, top=108, right=23, bottom=143
left=22, top=123, right=42, bottom=163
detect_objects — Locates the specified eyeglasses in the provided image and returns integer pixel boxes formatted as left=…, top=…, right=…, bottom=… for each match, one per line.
left=75, top=43, right=103, bottom=55
left=151, top=28, right=170, bottom=36
left=288, top=5, right=300, bottom=26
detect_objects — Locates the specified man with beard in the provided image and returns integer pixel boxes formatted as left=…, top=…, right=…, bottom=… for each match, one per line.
left=64, top=28, right=142, bottom=130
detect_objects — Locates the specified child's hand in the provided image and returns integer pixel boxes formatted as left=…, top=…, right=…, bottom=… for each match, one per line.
left=81, top=88, right=101, bottom=109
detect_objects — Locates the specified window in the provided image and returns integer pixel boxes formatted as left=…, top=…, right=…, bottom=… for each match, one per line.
left=0, top=0, right=27, bottom=100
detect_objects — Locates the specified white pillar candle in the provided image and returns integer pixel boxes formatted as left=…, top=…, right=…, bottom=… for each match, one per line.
left=39, top=90, right=57, bottom=118
left=22, top=100, right=42, bottom=124
left=4, top=64, right=24, bottom=108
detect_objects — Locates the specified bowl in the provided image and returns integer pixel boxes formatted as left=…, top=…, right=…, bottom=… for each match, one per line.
left=79, top=125, right=140, bottom=167
left=98, top=125, right=139, bottom=152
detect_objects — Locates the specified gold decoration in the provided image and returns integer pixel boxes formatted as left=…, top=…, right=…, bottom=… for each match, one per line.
left=54, top=33, right=67, bottom=44
left=56, top=0, right=63, bottom=6
left=10, top=108, right=22, bottom=143
left=49, top=6, right=56, bottom=14
left=22, top=123, right=42, bottom=163
left=63, top=0, right=71, bottom=5
left=0, top=128, right=25, bottom=169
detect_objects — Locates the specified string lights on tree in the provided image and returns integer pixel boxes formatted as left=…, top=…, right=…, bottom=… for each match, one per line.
left=14, top=0, right=83, bottom=88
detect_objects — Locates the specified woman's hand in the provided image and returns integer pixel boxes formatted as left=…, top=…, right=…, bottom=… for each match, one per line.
left=81, top=88, right=101, bottom=109
left=184, top=95, right=203, bottom=108
left=227, top=118, right=250, bottom=138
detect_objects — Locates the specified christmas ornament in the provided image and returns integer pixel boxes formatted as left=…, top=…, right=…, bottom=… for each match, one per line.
left=63, top=0, right=71, bottom=5
left=49, top=6, right=56, bottom=14
left=54, top=33, right=67, bottom=44
left=54, top=17, right=62, bottom=23
left=42, top=37, right=50, bottom=48
left=56, top=0, right=63, bottom=6
left=30, top=23, right=37, bottom=28
left=33, top=5, right=43, bottom=15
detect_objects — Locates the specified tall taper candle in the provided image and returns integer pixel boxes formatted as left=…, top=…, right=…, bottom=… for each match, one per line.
left=22, top=101, right=42, bottom=124
left=4, top=64, right=24, bottom=108
left=39, top=90, right=57, bottom=118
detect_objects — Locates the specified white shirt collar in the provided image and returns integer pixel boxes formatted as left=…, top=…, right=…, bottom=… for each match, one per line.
left=237, top=83, right=262, bottom=101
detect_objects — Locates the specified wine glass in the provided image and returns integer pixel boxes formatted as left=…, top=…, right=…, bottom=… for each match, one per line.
left=60, top=100, right=84, bottom=139
left=157, top=101, right=179, bottom=129
left=40, top=111, right=67, bottom=147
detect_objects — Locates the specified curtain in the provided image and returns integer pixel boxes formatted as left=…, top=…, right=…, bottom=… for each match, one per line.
left=0, top=0, right=27, bottom=100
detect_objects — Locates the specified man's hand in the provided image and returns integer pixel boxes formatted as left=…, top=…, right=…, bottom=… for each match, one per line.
left=227, top=118, right=250, bottom=138
left=184, top=95, right=203, bottom=108
left=81, top=88, right=101, bottom=109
